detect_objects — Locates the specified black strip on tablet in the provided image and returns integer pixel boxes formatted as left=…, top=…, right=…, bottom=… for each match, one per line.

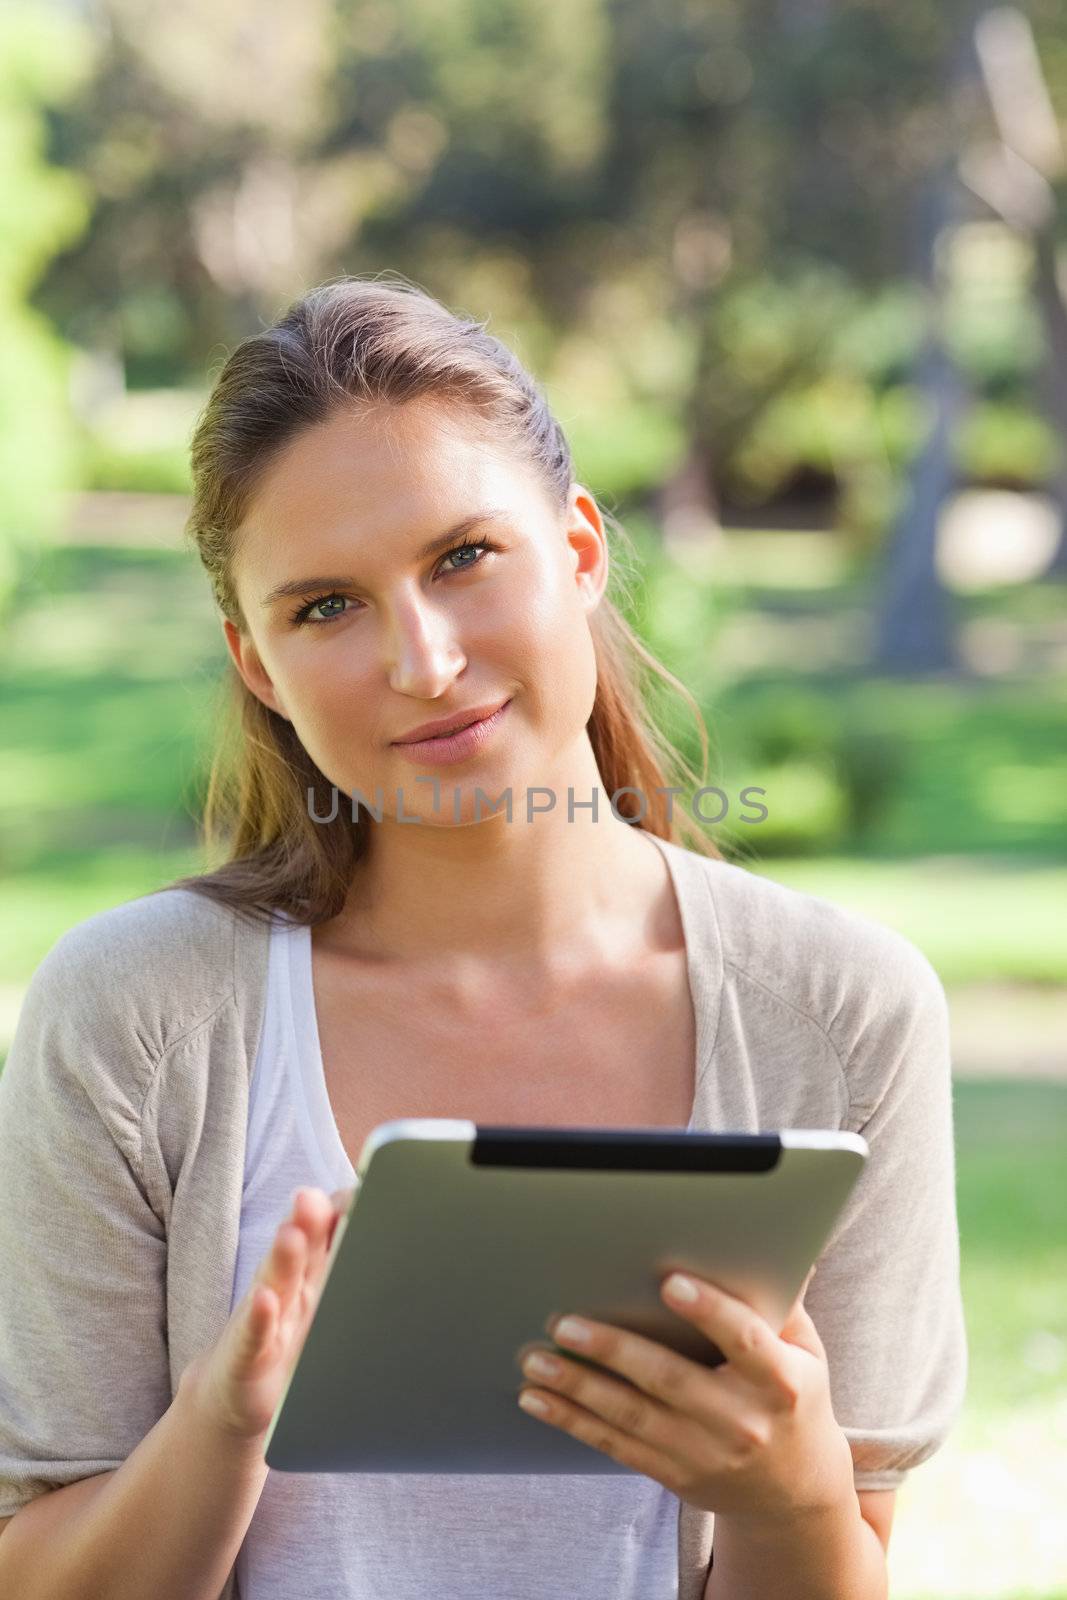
left=470, top=1128, right=782, bottom=1171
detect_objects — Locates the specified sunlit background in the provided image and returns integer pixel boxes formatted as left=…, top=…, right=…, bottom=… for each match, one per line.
left=1, top=1, right=1065, bottom=1594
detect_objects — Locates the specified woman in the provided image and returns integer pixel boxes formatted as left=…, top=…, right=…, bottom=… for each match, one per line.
left=0, top=275, right=967, bottom=1600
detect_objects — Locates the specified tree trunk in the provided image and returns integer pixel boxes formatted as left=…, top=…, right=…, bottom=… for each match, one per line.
left=657, top=431, right=721, bottom=547
left=1031, top=230, right=1067, bottom=575
left=658, top=220, right=726, bottom=550
left=970, top=5, right=1067, bottom=576
left=870, top=171, right=963, bottom=674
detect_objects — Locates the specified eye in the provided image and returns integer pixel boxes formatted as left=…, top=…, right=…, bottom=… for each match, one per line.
left=287, top=537, right=499, bottom=627
left=288, top=592, right=352, bottom=627
left=440, top=537, right=494, bottom=573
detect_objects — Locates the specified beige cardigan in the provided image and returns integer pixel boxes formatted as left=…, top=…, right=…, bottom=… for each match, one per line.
left=0, top=831, right=968, bottom=1599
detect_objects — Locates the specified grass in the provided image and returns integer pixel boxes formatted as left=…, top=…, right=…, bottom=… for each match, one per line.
left=745, top=856, right=1067, bottom=986
left=887, top=1079, right=1067, bottom=1599
left=0, top=846, right=204, bottom=980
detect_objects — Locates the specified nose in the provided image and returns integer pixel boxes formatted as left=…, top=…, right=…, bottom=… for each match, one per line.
left=382, top=588, right=467, bottom=699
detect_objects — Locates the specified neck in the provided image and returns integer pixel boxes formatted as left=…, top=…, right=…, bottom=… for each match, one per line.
left=319, top=742, right=670, bottom=988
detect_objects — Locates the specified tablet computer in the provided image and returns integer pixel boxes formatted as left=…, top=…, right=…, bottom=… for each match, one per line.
left=264, top=1121, right=867, bottom=1476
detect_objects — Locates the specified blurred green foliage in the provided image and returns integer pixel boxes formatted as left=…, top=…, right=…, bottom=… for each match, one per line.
left=7, top=0, right=1067, bottom=537
left=0, top=3, right=92, bottom=615
left=77, top=429, right=193, bottom=494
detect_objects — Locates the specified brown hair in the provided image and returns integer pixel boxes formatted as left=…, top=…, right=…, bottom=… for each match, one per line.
left=165, top=272, right=726, bottom=927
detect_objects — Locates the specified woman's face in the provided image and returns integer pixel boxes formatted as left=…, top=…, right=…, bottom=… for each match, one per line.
left=223, top=399, right=609, bottom=826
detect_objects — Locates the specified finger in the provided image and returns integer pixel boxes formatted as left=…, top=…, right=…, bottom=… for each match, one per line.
left=518, top=1341, right=707, bottom=1467
left=656, top=1274, right=784, bottom=1384
left=517, top=1379, right=690, bottom=1495
left=256, top=1223, right=307, bottom=1317
left=292, top=1186, right=333, bottom=1234
left=326, top=1187, right=356, bottom=1248
left=245, top=1284, right=276, bottom=1350
left=288, top=1189, right=337, bottom=1271
left=296, top=1188, right=335, bottom=1251
left=542, top=1304, right=739, bottom=1427
left=228, top=1284, right=277, bottom=1384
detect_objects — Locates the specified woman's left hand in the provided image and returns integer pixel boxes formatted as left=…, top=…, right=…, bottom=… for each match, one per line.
left=515, top=1267, right=855, bottom=1521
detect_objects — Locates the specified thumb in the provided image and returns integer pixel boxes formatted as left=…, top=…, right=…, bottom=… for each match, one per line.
left=327, top=1186, right=357, bottom=1248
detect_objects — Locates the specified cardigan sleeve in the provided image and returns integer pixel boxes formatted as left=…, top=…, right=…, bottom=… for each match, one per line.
left=804, top=933, right=969, bottom=1491
left=0, top=929, right=173, bottom=1518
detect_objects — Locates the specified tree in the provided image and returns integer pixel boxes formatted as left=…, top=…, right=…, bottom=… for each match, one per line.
left=870, top=168, right=965, bottom=673
left=965, top=5, right=1067, bottom=577
left=0, top=1, right=90, bottom=623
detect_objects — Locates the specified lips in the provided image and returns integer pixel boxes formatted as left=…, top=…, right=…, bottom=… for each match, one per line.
left=392, top=698, right=510, bottom=745
left=429, top=714, right=479, bottom=740
left=389, top=698, right=513, bottom=765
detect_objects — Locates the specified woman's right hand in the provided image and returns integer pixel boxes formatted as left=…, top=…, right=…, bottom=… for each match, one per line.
left=183, top=1185, right=356, bottom=1443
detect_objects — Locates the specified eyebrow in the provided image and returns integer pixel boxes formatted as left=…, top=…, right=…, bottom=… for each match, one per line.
left=260, top=510, right=510, bottom=609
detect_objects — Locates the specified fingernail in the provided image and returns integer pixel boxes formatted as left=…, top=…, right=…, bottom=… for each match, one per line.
left=553, top=1315, right=592, bottom=1344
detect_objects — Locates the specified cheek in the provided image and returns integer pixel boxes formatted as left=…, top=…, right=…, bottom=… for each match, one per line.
left=514, top=551, right=585, bottom=651
left=283, top=655, right=382, bottom=778
left=515, top=582, right=599, bottom=725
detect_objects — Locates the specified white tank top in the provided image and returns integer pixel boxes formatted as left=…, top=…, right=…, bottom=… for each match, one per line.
left=230, top=911, right=682, bottom=1599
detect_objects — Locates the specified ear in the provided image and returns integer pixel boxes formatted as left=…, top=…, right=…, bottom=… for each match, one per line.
left=222, top=618, right=291, bottom=722
left=561, top=484, right=609, bottom=613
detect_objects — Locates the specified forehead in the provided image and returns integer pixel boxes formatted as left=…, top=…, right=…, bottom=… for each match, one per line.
left=241, top=401, right=534, bottom=543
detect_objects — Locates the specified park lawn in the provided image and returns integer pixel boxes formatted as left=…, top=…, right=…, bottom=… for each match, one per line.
left=746, top=855, right=1067, bottom=985
left=888, top=1078, right=1067, bottom=1600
